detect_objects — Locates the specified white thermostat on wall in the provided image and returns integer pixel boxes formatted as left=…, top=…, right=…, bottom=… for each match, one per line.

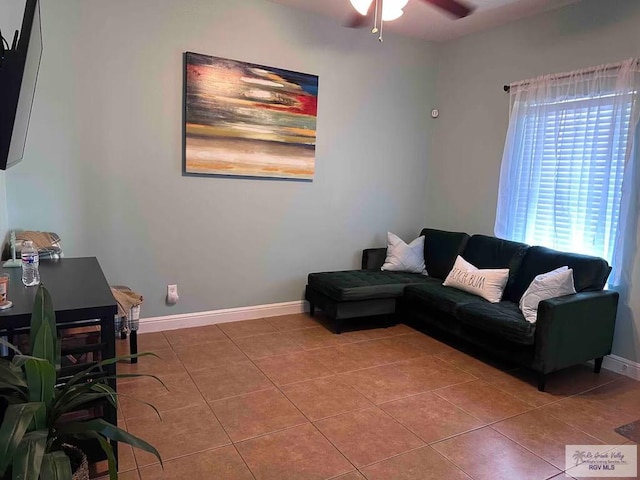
left=431, top=109, right=439, bottom=118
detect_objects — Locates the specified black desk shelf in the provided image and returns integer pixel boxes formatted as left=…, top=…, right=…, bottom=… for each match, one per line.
left=0, top=257, right=118, bottom=464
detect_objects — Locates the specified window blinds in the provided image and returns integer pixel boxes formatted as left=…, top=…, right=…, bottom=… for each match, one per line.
left=510, top=94, right=632, bottom=262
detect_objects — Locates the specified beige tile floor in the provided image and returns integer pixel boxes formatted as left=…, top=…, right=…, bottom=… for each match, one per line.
left=96, top=313, right=640, bottom=480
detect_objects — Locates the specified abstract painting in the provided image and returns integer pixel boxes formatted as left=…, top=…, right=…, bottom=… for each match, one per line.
left=183, top=52, right=318, bottom=180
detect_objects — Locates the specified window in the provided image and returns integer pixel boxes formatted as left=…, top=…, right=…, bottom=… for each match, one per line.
left=495, top=60, right=640, bottom=277
left=511, top=94, right=631, bottom=259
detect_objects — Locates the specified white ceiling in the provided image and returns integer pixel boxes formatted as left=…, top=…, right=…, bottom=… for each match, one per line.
left=270, top=0, right=582, bottom=41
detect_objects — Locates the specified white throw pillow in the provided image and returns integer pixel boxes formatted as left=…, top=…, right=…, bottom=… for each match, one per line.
left=381, top=232, right=427, bottom=274
left=519, top=266, right=576, bottom=324
left=443, top=255, right=509, bottom=303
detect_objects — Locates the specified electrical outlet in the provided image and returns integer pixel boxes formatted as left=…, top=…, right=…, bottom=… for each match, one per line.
left=166, top=284, right=179, bottom=305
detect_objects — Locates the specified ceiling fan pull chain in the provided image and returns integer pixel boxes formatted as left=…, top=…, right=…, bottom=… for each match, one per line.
left=372, top=0, right=379, bottom=34
left=379, top=15, right=384, bottom=42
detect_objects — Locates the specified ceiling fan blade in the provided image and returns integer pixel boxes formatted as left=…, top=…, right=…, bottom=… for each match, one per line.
left=346, top=11, right=370, bottom=28
left=345, top=0, right=375, bottom=28
left=422, top=0, right=474, bottom=18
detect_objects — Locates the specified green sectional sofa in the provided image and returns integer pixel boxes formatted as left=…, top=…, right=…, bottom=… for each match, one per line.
left=305, top=228, right=619, bottom=391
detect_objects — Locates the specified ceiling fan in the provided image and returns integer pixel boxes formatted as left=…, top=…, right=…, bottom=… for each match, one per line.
left=347, top=0, right=474, bottom=40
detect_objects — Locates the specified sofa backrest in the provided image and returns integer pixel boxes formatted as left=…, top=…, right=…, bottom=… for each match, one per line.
left=461, top=234, right=529, bottom=300
left=420, top=228, right=470, bottom=280
left=507, top=246, right=611, bottom=302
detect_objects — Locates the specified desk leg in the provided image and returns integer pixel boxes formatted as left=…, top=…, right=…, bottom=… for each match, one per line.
left=101, top=315, right=118, bottom=468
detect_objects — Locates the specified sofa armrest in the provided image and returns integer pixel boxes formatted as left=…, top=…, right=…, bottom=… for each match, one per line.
left=534, top=290, right=619, bottom=373
left=362, top=248, right=387, bottom=270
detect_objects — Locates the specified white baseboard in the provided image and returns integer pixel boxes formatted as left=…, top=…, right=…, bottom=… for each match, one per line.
left=601, top=354, right=640, bottom=381
left=137, top=300, right=307, bottom=334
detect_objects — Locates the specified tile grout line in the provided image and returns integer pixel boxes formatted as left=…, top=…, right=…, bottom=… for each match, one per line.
left=376, top=392, right=488, bottom=446
left=425, top=382, right=627, bottom=477
left=172, top=318, right=358, bottom=475
left=238, top=336, right=357, bottom=475
left=161, top=328, right=259, bottom=479
left=248, top=318, right=358, bottom=478
left=360, top=376, right=479, bottom=408
left=428, top=426, right=563, bottom=480
left=242, top=335, right=360, bottom=475
left=487, top=428, right=564, bottom=475
left=222, top=326, right=424, bottom=362
left=486, top=423, right=592, bottom=475
left=355, top=443, right=474, bottom=479
left=134, top=444, right=241, bottom=472
left=314, top=405, right=431, bottom=470
left=247, top=322, right=366, bottom=474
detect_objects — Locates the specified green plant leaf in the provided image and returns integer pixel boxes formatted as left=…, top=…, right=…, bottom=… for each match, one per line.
left=12, top=430, right=47, bottom=480
left=95, top=435, right=118, bottom=480
left=52, top=378, right=164, bottom=426
left=0, top=402, right=44, bottom=475
left=89, top=382, right=117, bottom=407
left=51, top=381, right=111, bottom=422
left=0, top=337, right=22, bottom=355
left=31, top=319, right=55, bottom=369
left=63, top=352, right=159, bottom=391
left=113, top=392, right=162, bottom=420
left=1, top=358, right=26, bottom=380
left=0, top=360, right=28, bottom=398
left=29, top=286, right=57, bottom=365
left=10, top=356, right=31, bottom=369
left=24, top=358, right=56, bottom=404
left=58, top=419, right=162, bottom=466
left=111, top=372, right=166, bottom=383
left=29, top=286, right=46, bottom=348
left=70, top=431, right=117, bottom=480
left=39, top=451, right=72, bottom=480
left=56, top=370, right=166, bottom=412
left=60, top=372, right=163, bottom=399
left=52, top=379, right=114, bottom=420
left=11, top=354, right=53, bottom=368
left=52, top=392, right=113, bottom=421
left=0, top=391, right=31, bottom=405
left=24, top=359, right=56, bottom=430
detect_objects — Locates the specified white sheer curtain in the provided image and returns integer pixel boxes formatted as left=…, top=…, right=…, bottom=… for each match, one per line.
left=495, top=58, right=640, bottom=286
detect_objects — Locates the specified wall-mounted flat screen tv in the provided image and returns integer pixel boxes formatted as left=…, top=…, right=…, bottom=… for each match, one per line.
left=0, top=0, right=42, bottom=170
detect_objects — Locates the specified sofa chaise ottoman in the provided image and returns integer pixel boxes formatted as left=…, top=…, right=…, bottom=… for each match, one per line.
left=305, top=229, right=467, bottom=333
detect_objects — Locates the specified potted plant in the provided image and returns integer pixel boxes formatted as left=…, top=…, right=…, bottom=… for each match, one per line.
left=0, top=285, right=162, bottom=479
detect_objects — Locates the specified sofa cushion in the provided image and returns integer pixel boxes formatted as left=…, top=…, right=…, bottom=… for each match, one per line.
left=461, top=235, right=529, bottom=301
left=519, top=266, right=576, bottom=323
left=457, top=301, right=536, bottom=345
left=507, top=246, right=611, bottom=303
left=403, top=282, right=486, bottom=316
left=419, top=228, right=470, bottom=280
left=381, top=232, right=426, bottom=274
left=443, top=256, right=510, bottom=303
left=307, top=270, right=436, bottom=302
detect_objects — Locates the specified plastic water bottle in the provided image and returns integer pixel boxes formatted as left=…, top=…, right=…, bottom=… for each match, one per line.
left=21, top=240, right=40, bottom=287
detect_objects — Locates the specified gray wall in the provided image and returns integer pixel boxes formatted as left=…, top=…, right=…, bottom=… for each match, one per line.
left=5, top=0, right=437, bottom=317
left=429, top=0, right=640, bottom=362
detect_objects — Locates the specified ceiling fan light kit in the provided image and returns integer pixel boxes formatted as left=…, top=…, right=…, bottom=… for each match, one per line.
left=348, top=0, right=408, bottom=21
left=349, top=0, right=374, bottom=16
left=347, top=0, right=474, bottom=42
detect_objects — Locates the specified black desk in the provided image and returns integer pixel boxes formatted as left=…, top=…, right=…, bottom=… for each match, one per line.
left=0, top=257, right=118, bottom=462
left=0, top=257, right=117, bottom=328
